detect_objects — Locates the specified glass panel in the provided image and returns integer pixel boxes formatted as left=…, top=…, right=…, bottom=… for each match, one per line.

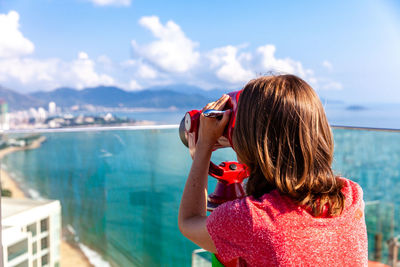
left=332, top=129, right=400, bottom=265
left=27, top=222, right=37, bottom=237
left=33, top=259, right=37, bottom=267
left=40, top=218, right=49, bottom=233
left=41, top=237, right=48, bottom=250
left=192, top=249, right=212, bottom=267
left=7, top=239, right=28, bottom=261
left=1, top=128, right=399, bottom=266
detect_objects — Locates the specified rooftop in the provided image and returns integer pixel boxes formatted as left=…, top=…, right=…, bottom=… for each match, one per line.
left=1, top=197, right=55, bottom=219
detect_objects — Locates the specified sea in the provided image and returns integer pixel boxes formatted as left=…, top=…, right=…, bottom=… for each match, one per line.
left=1, top=103, right=400, bottom=266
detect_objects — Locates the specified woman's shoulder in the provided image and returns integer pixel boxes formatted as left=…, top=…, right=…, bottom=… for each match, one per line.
left=208, top=197, right=252, bottom=223
left=337, top=176, right=365, bottom=212
left=208, top=190, right=294, bottom=225
left=211, top=190, right=285, bottom=212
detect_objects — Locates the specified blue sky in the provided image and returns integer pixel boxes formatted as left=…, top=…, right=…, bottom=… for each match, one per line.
left=0, top=0, right=399, bottom=103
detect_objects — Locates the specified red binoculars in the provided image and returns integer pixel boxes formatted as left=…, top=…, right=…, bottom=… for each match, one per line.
left=179, top=90, right=250, bottom=211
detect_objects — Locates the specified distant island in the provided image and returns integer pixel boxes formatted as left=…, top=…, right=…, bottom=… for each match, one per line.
left=346, top=105, right=368, bottom=111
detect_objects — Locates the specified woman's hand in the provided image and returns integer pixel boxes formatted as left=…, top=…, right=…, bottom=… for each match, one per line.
left=197, top=94, right=232, bottom=149
left=178, top=94, right=231, bottom=254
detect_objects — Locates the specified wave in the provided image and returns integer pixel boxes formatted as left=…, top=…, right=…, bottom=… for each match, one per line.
left=5, top=168, right=43, bottom=200
left=65, top=224, right=111, bottom=267
left=66, top=224, right=77, bottom=236
left=113, top=133, right=126, bottom=146
left=79, top=243, right=111, bottom=267
left=27, top=188, right=44, bottom=200
left=100, top=149, right=113, bottom=158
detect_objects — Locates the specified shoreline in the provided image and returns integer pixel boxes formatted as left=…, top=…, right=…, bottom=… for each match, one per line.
left=3, top=123, right=178, bottom=134
left=0, top=136, right=93, bottom=267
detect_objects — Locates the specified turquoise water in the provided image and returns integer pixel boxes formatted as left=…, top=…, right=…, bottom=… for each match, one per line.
left=2, top=128, right=400, bottom=266
left=79, top=102, right=400, bottom=129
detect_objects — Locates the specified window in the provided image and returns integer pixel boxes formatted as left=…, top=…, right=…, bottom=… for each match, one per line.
left=27, top=223, right=37, bottom=237
left=7, top=239, right=28, bottom=261
left=41, top=237, right=48, bottom=250
left=14, top=260, right=29, bottom=267
left=40, top=218, right=49, bottom=232
left=33, top=259, right=37, bottom=267
left=32, top=241, right=37, bottom=254
left=41, top=254, right=49, bottom=266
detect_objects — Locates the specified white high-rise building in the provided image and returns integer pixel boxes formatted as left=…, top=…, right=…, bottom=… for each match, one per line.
left=1, top=198, right=61, bottom=267
left=37, top=108, right=47, bottom=122
left=48, top=102, right=56, bottom=115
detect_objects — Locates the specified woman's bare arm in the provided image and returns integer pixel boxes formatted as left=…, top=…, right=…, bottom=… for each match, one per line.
left=178, top=95, right=231, bottom=252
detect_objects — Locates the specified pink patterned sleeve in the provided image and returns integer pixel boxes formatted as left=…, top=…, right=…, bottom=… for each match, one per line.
left=206, top=199, right=252, bottom=262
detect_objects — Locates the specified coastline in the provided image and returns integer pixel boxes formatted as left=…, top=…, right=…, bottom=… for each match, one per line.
left=0, top=136, right=93, bottom=267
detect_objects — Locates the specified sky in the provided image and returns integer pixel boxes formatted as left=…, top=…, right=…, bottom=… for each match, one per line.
left=0, top=0, right=399, bottom=103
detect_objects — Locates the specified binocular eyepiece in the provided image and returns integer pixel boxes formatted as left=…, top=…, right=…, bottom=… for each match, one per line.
left=179, top=90, right=241, bottom=150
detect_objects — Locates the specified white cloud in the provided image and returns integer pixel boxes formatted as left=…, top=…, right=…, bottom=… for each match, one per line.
left=97, top=55, right=112, bottom=65
left=0, top=52, right=115, bottom=90
left=0, top=11, right=35, bottom=58
left=128, top=79, right=142, bottom=90
left=88, top=0, right=131, bottom=7
left=256, top=45, right=312, bottom=79
left=322, top=81, right=343, bottom=90
left=208, top=45, right=254, bottom=84
left=131, top=16, right=200, bottom=73
left=0, top=57, right=59, bottom=86
left=120, top=59, right=137, bottom=67
left=0, top=12, right=343, bottom=94
left=322, top=60, right=333, bottom=71
left=71, top=52, right=115, bottom=89
left=137, top=64, right=157, bottom=79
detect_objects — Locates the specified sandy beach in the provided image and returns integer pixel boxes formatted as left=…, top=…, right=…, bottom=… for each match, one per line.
left=0, top=136, right=93, bottom=267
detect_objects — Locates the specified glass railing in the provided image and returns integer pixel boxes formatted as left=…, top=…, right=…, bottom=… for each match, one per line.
left=1, top=126, right=399, bottom=266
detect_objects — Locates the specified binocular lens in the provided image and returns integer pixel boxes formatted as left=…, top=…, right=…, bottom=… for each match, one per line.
left=179, top=117, right=188, bottom=147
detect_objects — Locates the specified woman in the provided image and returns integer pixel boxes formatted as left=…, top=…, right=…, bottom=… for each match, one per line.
left=178, top=75, right=368, bottom=266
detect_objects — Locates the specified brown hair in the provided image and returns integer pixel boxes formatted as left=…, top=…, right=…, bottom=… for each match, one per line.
left=233, top=75, right=344, bottom=217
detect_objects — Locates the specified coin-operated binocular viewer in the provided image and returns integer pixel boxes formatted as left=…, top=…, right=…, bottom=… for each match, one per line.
left=179, top=90, right=249, bottom=211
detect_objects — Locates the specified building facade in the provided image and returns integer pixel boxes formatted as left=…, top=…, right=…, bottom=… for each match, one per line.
left=1, top=198, right=61, bottom=267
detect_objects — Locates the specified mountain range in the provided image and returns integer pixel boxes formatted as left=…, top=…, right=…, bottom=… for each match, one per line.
left=0, top=85, right=231, bottom=111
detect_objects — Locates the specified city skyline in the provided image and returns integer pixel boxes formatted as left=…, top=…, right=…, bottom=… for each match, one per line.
left=0, top=0, right=399, bottom=103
